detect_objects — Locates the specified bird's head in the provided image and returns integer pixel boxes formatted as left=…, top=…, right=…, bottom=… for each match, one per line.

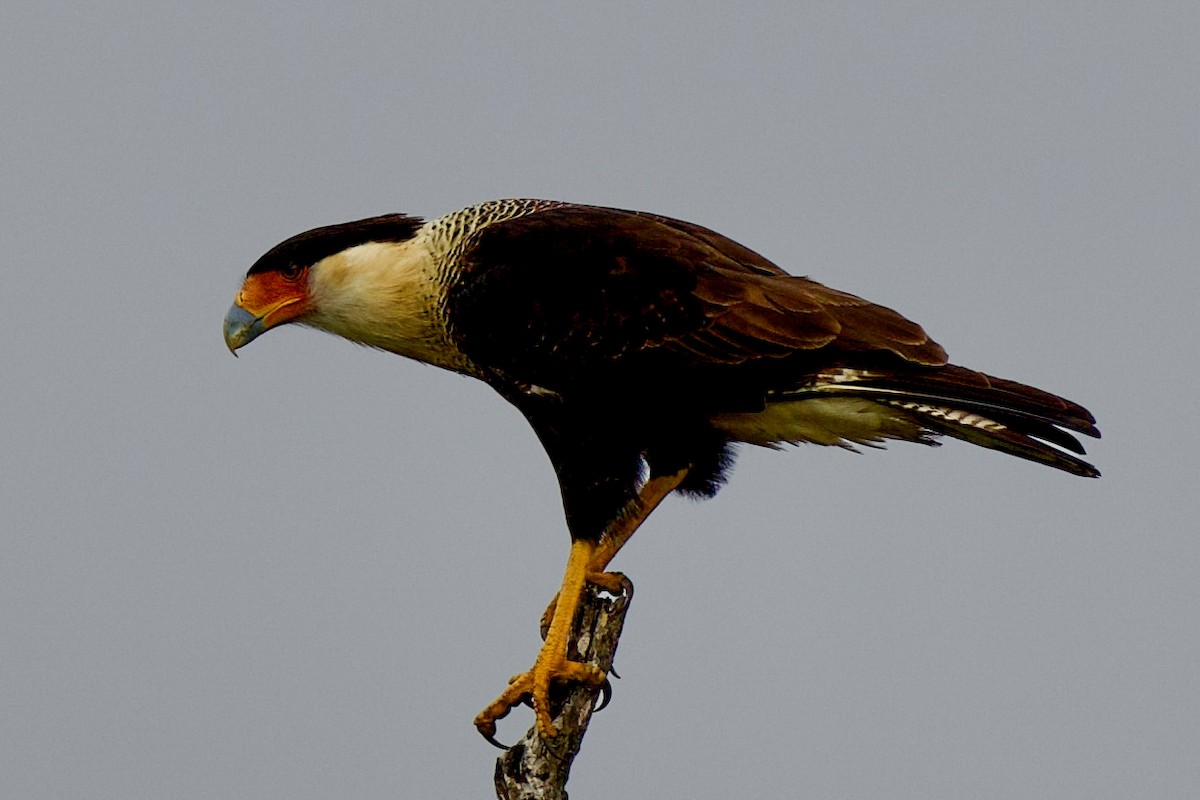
left=224, top=214, right=426, bottom=355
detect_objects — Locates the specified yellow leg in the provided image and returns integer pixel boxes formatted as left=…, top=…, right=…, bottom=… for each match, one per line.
left=476, top=468, right=691, bottom=743
left=539, top=468, right=689, bottom=637
left=589, top=468, right=688, bottom=575
left=475, top=538, right=606, bottom=741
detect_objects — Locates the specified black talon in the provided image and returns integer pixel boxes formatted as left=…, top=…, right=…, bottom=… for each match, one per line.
left=609, top=664, right=621, bottom=680
left=594, top=677, right=613, bottom=713
left=482, top=730, right=511, bottom=750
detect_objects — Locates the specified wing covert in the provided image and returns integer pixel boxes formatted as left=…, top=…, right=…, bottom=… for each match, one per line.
left=446, top=204, right=946, bottom=387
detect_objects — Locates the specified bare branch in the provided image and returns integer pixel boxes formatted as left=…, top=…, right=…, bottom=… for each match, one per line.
left=493, top=577, right=633, bottom=800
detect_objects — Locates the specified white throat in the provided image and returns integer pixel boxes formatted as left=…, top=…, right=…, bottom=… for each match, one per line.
left=303, top=232, right=473, bottom=373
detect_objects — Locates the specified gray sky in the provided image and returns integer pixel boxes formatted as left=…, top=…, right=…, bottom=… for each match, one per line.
left=3, top=3, right=1197, bottom=798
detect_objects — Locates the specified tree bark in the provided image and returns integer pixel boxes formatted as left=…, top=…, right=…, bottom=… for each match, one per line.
left=492, top=577, right=633, bottom=800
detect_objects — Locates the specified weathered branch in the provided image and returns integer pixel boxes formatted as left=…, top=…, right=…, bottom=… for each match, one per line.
left=493, top=577, right=634, bottom=800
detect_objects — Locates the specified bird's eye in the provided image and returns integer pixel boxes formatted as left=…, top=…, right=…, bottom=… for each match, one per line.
left=280, top=263, right=305, bottom=282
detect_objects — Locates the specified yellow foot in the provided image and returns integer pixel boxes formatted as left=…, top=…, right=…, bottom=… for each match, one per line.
left=474, top=648, right=607, bottom=746
left=476, top=472, right=687, bottom=747
left=476, top=538, right=613, bottom=747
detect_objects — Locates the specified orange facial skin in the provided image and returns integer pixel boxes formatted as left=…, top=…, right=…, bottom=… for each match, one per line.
left=236, top=269, right=311, bottom=327
left=223, top=268, right=311, bottom=353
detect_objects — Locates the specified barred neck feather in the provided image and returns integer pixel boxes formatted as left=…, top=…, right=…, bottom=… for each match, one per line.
left=300, top=201, right=562, bottom=375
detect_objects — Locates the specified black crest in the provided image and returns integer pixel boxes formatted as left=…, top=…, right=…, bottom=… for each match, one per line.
left=247, top=214, right=425, bottom=276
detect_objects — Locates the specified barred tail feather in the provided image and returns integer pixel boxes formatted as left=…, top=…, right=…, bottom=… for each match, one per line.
left=880, top=397, right=1100, bottom=478
left=798, top=365, right=1101, bottom=478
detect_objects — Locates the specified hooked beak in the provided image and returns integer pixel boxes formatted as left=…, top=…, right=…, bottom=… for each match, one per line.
left=223, top=303, right=265, bottom=355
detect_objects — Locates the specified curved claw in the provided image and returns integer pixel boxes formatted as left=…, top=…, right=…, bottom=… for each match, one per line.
left=481, top=730, right=511, bottom=750
left=475, top=678, right=531, bottom=748
left=593, top=676, right=613, bottom=713
left=609, top=664, right=621, bottom=680
left=475, top=714, right=512, bottom=750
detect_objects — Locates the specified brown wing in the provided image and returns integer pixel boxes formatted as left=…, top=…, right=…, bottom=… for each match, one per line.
left=677, top=264, right=945, bottom=365
left=448, top=203, right=946, bottom=381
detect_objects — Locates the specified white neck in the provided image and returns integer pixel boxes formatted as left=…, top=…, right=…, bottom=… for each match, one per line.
left=303, top=232, right=474, bottom=373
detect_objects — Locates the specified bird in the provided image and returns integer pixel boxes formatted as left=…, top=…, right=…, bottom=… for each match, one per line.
left=223, top=199, right=1099, bottom=744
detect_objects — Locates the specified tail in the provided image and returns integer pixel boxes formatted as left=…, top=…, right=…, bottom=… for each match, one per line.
left=803, top=365, right=1101, bottom=478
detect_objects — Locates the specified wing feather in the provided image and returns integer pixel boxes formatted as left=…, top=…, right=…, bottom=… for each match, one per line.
left=449, top=204, right=946, bottom=379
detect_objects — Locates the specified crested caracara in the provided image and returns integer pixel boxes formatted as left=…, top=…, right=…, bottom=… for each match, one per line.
left=224, top=199, right=1100, bottom=744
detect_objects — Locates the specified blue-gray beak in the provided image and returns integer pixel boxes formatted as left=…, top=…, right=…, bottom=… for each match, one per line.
left=223, top=303, right=265, bottom=355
